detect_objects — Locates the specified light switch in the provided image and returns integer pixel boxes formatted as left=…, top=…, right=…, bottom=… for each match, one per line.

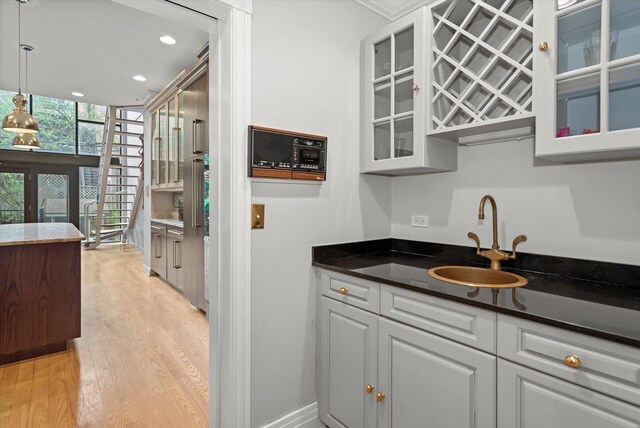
left=252, top=204, right=265, bottom=229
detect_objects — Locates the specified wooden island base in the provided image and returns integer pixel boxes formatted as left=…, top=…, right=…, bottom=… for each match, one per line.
left=0, top=224, right=83, bottom=366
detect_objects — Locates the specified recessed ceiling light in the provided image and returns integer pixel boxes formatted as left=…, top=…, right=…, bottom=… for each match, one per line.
left=133, top=75, right=147, bottom=82
left=71, top=92, right=84, bottom=97
left=160, top=35, right=176, bottom=45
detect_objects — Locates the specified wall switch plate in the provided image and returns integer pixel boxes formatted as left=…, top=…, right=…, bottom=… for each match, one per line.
left=252, top=204, right=265, bottom=229
left=411, top=215, right=428, bottom=228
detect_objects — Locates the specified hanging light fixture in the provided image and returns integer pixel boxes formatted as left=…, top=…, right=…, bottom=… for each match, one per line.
left=12, top=45, right=39, bottom=149
left=2, top=0, right=39, bottom=134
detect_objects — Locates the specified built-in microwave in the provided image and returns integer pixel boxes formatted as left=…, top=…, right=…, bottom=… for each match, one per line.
left=248, top=126, right=327, bottom=181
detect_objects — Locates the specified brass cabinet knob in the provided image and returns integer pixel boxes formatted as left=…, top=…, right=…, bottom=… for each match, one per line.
left=538, top=41, right=549, bottom=52
left=564, top=355, right=581, bottom=368
left=376, top=392, right=386, bottom=401
left=365, top=384, right=375, bottom=394
left=412, top=83, right=420, bottom=91
left=338, top=287, right=349, bottom=295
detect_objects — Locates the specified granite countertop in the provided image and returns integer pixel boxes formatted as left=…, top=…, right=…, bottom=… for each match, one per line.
left=0, top=223, right=85, bottom=247
left=151, top=218, right=184, bottom=228
left=313, top=239, right=640, bottom=348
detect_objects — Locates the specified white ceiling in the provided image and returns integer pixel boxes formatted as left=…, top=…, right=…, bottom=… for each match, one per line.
left=0, top=0, right=209, bottom=107
left=354, top=0, right=434, bottom=20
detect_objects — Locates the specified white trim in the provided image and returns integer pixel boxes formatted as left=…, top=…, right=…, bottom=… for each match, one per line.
left=202, top=2, right=253, bottom=428
left=260, top=402, right=323, bottom=428
left=353, top=0, right=434, bottom=20
left=142, top=264, right=152, bottom=276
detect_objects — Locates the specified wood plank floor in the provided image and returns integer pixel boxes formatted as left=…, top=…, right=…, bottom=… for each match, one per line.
left=0, top=244, right=209, bottom=427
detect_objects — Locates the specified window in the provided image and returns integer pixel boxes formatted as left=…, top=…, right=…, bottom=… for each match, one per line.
left=32, top=95, right=75, bottom=154
left=0, top=89, right=108, bottom=156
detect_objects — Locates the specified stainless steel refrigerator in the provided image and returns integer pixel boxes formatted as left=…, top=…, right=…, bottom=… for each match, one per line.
left=182, top=70, right=209, bottom=312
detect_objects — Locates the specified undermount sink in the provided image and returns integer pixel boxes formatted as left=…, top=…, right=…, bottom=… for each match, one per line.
left=427, top=266, right=528, bottom=288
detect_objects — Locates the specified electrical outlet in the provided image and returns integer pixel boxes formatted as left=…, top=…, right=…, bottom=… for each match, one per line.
left=411, top=215, right=429, bottom=228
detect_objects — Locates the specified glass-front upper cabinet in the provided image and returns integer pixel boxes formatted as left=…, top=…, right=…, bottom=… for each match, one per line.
left=535, top=0, right=640, bottom=161
left=360, top=7, right=456, bottom=175
left=150, top=92, right=183, bottom=189
left=151, top=111, right=160, bottom=185
left=158, top=104, right=168, bottom=183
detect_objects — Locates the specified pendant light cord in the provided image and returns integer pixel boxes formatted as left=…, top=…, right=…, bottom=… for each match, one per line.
left=25, top=49, right=28, bottom=95
left=17, top=0, right=22, bottom=94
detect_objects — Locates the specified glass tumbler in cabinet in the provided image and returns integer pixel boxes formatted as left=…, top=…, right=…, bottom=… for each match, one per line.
left=361, top=7, right=456, bottom=175
left=534, top=0, right=640, bottom=161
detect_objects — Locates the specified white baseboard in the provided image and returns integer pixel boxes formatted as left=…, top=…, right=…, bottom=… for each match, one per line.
left=142, top=264, right=152, bottom=276
left=261, top=402, right=323, bottom=428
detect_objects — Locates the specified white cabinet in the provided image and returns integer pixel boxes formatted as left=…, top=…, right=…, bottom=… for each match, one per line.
left=377, top=318, right=496, bottom=428
left=317, top=271, right=497, bottom=428
left=534, top=0, right=640, bottom=161
left=498, top=360, right=640, bottom=428
left=317, top=297, right=378, bottom=428
left=360, top=8, right=457, bottom=175
left=426, top=0, right=535, bottom=143
left=316, top=269, right=640, bottom=427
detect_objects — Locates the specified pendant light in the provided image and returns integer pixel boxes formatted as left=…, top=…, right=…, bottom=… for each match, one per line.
left=12, top=45, right=39, bottom=149
left=2, top=0, right=39, bottom=134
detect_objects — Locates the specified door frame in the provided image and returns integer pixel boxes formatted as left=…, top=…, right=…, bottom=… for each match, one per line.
left=0, top=163, right=79, bottom=227
left=112, top=1, right=253, bottom=427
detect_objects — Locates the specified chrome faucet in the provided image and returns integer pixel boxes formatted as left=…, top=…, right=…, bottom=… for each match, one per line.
left=467, top=195, right=527, bottom=271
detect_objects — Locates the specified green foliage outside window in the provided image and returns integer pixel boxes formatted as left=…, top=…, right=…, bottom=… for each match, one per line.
left=0, top=89, right=108, bottom=155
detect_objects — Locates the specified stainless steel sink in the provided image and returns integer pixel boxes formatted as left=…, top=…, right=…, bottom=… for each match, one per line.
left=427, top=265, right=527, bottom=288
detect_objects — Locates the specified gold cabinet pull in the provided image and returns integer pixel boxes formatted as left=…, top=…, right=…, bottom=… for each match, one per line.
left=338, top=287, right=349, bottom=295
left=365, top=384, right=375, bottom=394
left=376, top=392, right=385, bottom=401
left=412, top=83, right=420, bottom=92
left=564, top=355, right=581, bottom=368
left=538, top=41, right=548, bottom=52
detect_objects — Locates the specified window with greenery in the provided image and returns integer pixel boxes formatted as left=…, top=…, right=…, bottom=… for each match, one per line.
left=0, top=89, right=107, bottom=156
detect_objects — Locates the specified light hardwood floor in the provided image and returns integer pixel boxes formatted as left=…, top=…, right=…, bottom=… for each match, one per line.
left=0, top=244, right=209, bottom=427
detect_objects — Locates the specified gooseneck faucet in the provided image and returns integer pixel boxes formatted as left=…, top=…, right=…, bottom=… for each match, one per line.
left=479, top=195, right=499, bottom=249
left=468, top=194, right=527, bottom=271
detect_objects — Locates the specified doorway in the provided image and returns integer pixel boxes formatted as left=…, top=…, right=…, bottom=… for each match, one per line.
left=0, top=164, right=78, bottom=226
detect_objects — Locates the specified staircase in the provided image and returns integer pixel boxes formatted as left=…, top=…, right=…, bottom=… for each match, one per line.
left=83, top=105, right=144, bottom=249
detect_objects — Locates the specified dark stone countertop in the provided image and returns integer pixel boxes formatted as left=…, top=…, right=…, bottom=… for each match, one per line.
left=312, top=239, right=640, bottom=348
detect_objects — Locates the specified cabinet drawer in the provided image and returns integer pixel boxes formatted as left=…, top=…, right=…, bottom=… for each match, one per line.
left=498, top=314, right=640, bottom=406
left=167, top=227, right=183, bottom=239
left=321, top=271, right=380, bottom=314
left=381, top=284, right=496, bottom=353
left=150, top=223, right=167, bottom=235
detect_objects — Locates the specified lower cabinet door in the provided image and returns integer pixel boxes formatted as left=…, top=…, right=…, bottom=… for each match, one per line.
left=151, top=232, right=166, bottom=278
left=318, top=297, right=378, bottom=428
left=498, top=359, right=640, bottom=428
left=166, top=237, right=183, bottom=292
left=377, top=318, right=496, bottom=428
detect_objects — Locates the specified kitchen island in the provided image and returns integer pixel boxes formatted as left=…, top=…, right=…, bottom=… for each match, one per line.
left=0, top=223, right=84, bottom=364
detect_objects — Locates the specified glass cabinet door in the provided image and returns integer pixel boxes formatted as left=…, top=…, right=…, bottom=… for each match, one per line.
left=168, top=97, right=177, bottom=183
left=177, top=93, right=184, bottom=182
left=159, top=104, right=168, bottom=184
left=151, top=111, right=159, bottom=185
left=554, top=0, right=640, bottom=139
left=372, top=24, right=416, bottom=162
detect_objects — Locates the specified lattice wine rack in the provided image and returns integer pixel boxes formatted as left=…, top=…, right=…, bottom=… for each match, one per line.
left=430, top=0, right=533, bottom=131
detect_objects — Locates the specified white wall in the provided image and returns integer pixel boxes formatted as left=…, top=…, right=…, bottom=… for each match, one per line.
left=392, top=138, right=640, bottom=265
left=251, top=1, right=390, bottom=426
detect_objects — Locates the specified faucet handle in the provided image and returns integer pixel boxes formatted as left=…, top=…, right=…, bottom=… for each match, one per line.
left=509, top=234, right=527, bottom=260
left=467, top=232, right=482, bottom=255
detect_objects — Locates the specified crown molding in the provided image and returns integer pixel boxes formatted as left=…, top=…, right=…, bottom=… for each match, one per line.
left=353, top=0, right=433, bottom=20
